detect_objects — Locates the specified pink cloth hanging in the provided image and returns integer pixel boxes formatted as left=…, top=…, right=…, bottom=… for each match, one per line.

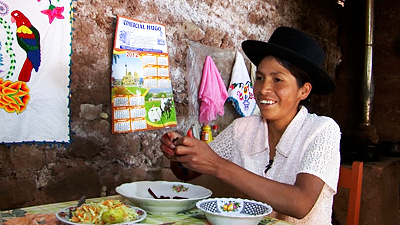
left=198, top=56, right=228, bottom=124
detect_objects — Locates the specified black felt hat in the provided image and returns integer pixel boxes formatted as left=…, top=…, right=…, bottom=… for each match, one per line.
left=242, top=26, right=335, bottom=95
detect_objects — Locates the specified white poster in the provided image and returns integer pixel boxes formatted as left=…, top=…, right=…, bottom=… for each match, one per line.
left=0, top=0, right=72, bottom=143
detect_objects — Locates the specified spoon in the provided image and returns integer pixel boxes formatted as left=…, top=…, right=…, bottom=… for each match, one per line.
left=68, top=195, right=86, bottom=218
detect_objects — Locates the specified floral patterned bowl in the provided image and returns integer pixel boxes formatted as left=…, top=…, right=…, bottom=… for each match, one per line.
left=196, top=198, right=273, bottom=225
left=116, top=181, right=212, bottom=213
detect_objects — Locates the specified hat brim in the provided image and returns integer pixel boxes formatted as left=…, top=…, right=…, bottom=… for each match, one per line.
left=242, top=40, right=335, bottom=95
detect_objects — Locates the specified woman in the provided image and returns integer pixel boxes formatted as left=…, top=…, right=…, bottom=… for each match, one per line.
left=160, top=27, right=341, bottom=225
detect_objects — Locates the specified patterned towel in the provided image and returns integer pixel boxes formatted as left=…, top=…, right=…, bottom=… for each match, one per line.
left=227, top=52, right=256, bottom=117
left=0, top=0, right=72, bottom=143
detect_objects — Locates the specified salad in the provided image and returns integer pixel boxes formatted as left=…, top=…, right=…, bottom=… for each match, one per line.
left=68, top=199, right=141, bottom=224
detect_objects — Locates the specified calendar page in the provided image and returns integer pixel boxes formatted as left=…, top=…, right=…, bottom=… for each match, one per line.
left=111, top=15, right=177, bottom=133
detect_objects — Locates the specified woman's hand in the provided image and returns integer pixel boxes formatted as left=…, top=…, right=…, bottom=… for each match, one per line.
left=160, top=131, right=224, bottom=178
left=172, top=136, right=223, bottom=176
left=160, top=132, right=183, bottom=161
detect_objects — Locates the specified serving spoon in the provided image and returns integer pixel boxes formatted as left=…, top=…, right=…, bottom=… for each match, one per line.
left=68, top=195, right=86, bottom=218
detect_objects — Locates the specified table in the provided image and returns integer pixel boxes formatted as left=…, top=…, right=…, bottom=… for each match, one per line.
left=1, top=195, right=293, bottom=225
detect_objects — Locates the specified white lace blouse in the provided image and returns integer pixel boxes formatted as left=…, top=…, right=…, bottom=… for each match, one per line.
left=209, top=106, right=341, bottom=225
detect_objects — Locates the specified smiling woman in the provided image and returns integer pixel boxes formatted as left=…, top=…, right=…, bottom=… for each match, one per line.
left=253, top=56, right=312, bottom=130
left=160, top=26, right=341, bottom=225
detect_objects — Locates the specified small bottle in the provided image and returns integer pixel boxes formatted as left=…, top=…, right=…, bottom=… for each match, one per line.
left=212, top=125, right=219, bottom=138
left=201, top=124, right=213, bottom=143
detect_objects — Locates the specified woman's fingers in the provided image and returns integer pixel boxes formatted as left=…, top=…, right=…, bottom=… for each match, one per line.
left=174, top=139, right=219, bottom=171
left=160, top=132, right=220, bottom=173
left=160, top=133, right=175, bottom=149
left=174, top=136, right=198, bottom=149
left=160, top=132, right=223, bottom=177
left=160, top=143, right=175, bottom=157
left=160, top=132, right=184, bottom=160
left=161, top=132, right=182, bottom=149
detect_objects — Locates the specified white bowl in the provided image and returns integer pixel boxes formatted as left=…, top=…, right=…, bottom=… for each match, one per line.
left=196, top=198, right=273, bottom=225
left=116, top=181, right=212, bottom=213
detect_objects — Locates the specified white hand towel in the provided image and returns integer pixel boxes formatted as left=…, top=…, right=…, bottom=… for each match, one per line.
left=227, top=52, right=256, bottom=117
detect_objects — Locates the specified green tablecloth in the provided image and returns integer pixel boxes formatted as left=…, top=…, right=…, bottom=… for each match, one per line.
left=1, top=195, right=293, bottom=225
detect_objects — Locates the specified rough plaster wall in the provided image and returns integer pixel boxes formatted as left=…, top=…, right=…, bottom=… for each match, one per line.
left=0, top=0, right=341, bottom=210
left=373, top=0, right=400, bottom=141
left=332, top=0, right=400, bottom=148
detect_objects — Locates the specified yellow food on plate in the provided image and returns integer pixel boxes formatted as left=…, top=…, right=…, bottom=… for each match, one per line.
left=69, top=199, right=139, bottom=224
left=101, top=208, right=124, bottom=224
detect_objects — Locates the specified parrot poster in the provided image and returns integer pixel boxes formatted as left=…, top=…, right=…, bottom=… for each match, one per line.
left=11, top=10, right=41, bottom=82
left=0, top=0, right=72, bottom=144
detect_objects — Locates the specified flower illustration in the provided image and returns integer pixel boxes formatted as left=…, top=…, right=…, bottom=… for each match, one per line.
left=0, top=1, right=9, bottom=16
left=237, top=91, right=243, bottom=101
left=41, top=4, right=64, bottom=24
left=249, top=92, right=254, bottom=99
left=0, top=79, right=30, bottom=114
left=172, top=184, right=188, bottom=193
left=243, top=85, right=248, bottom=94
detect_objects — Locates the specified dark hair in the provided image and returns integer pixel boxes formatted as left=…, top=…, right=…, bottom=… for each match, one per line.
left=274, top=57, right=313, bottom=108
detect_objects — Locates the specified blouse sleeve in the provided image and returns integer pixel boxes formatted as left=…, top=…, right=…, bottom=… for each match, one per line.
left=297, top=118, right=341, bottom=192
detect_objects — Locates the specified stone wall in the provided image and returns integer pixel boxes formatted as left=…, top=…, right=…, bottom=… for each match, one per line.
left=0, top=0, right=342, bottom=210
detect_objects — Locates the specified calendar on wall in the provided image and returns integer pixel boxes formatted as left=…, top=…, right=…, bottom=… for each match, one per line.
left=111, top=15, right=177, bottom=133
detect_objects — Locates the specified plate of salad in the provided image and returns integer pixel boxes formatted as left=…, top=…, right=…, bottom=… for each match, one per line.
left=56, top=199, right=147, bottom=225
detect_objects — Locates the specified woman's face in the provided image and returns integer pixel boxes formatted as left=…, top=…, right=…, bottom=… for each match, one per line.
left=253, top=56, right=311, bottom=126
